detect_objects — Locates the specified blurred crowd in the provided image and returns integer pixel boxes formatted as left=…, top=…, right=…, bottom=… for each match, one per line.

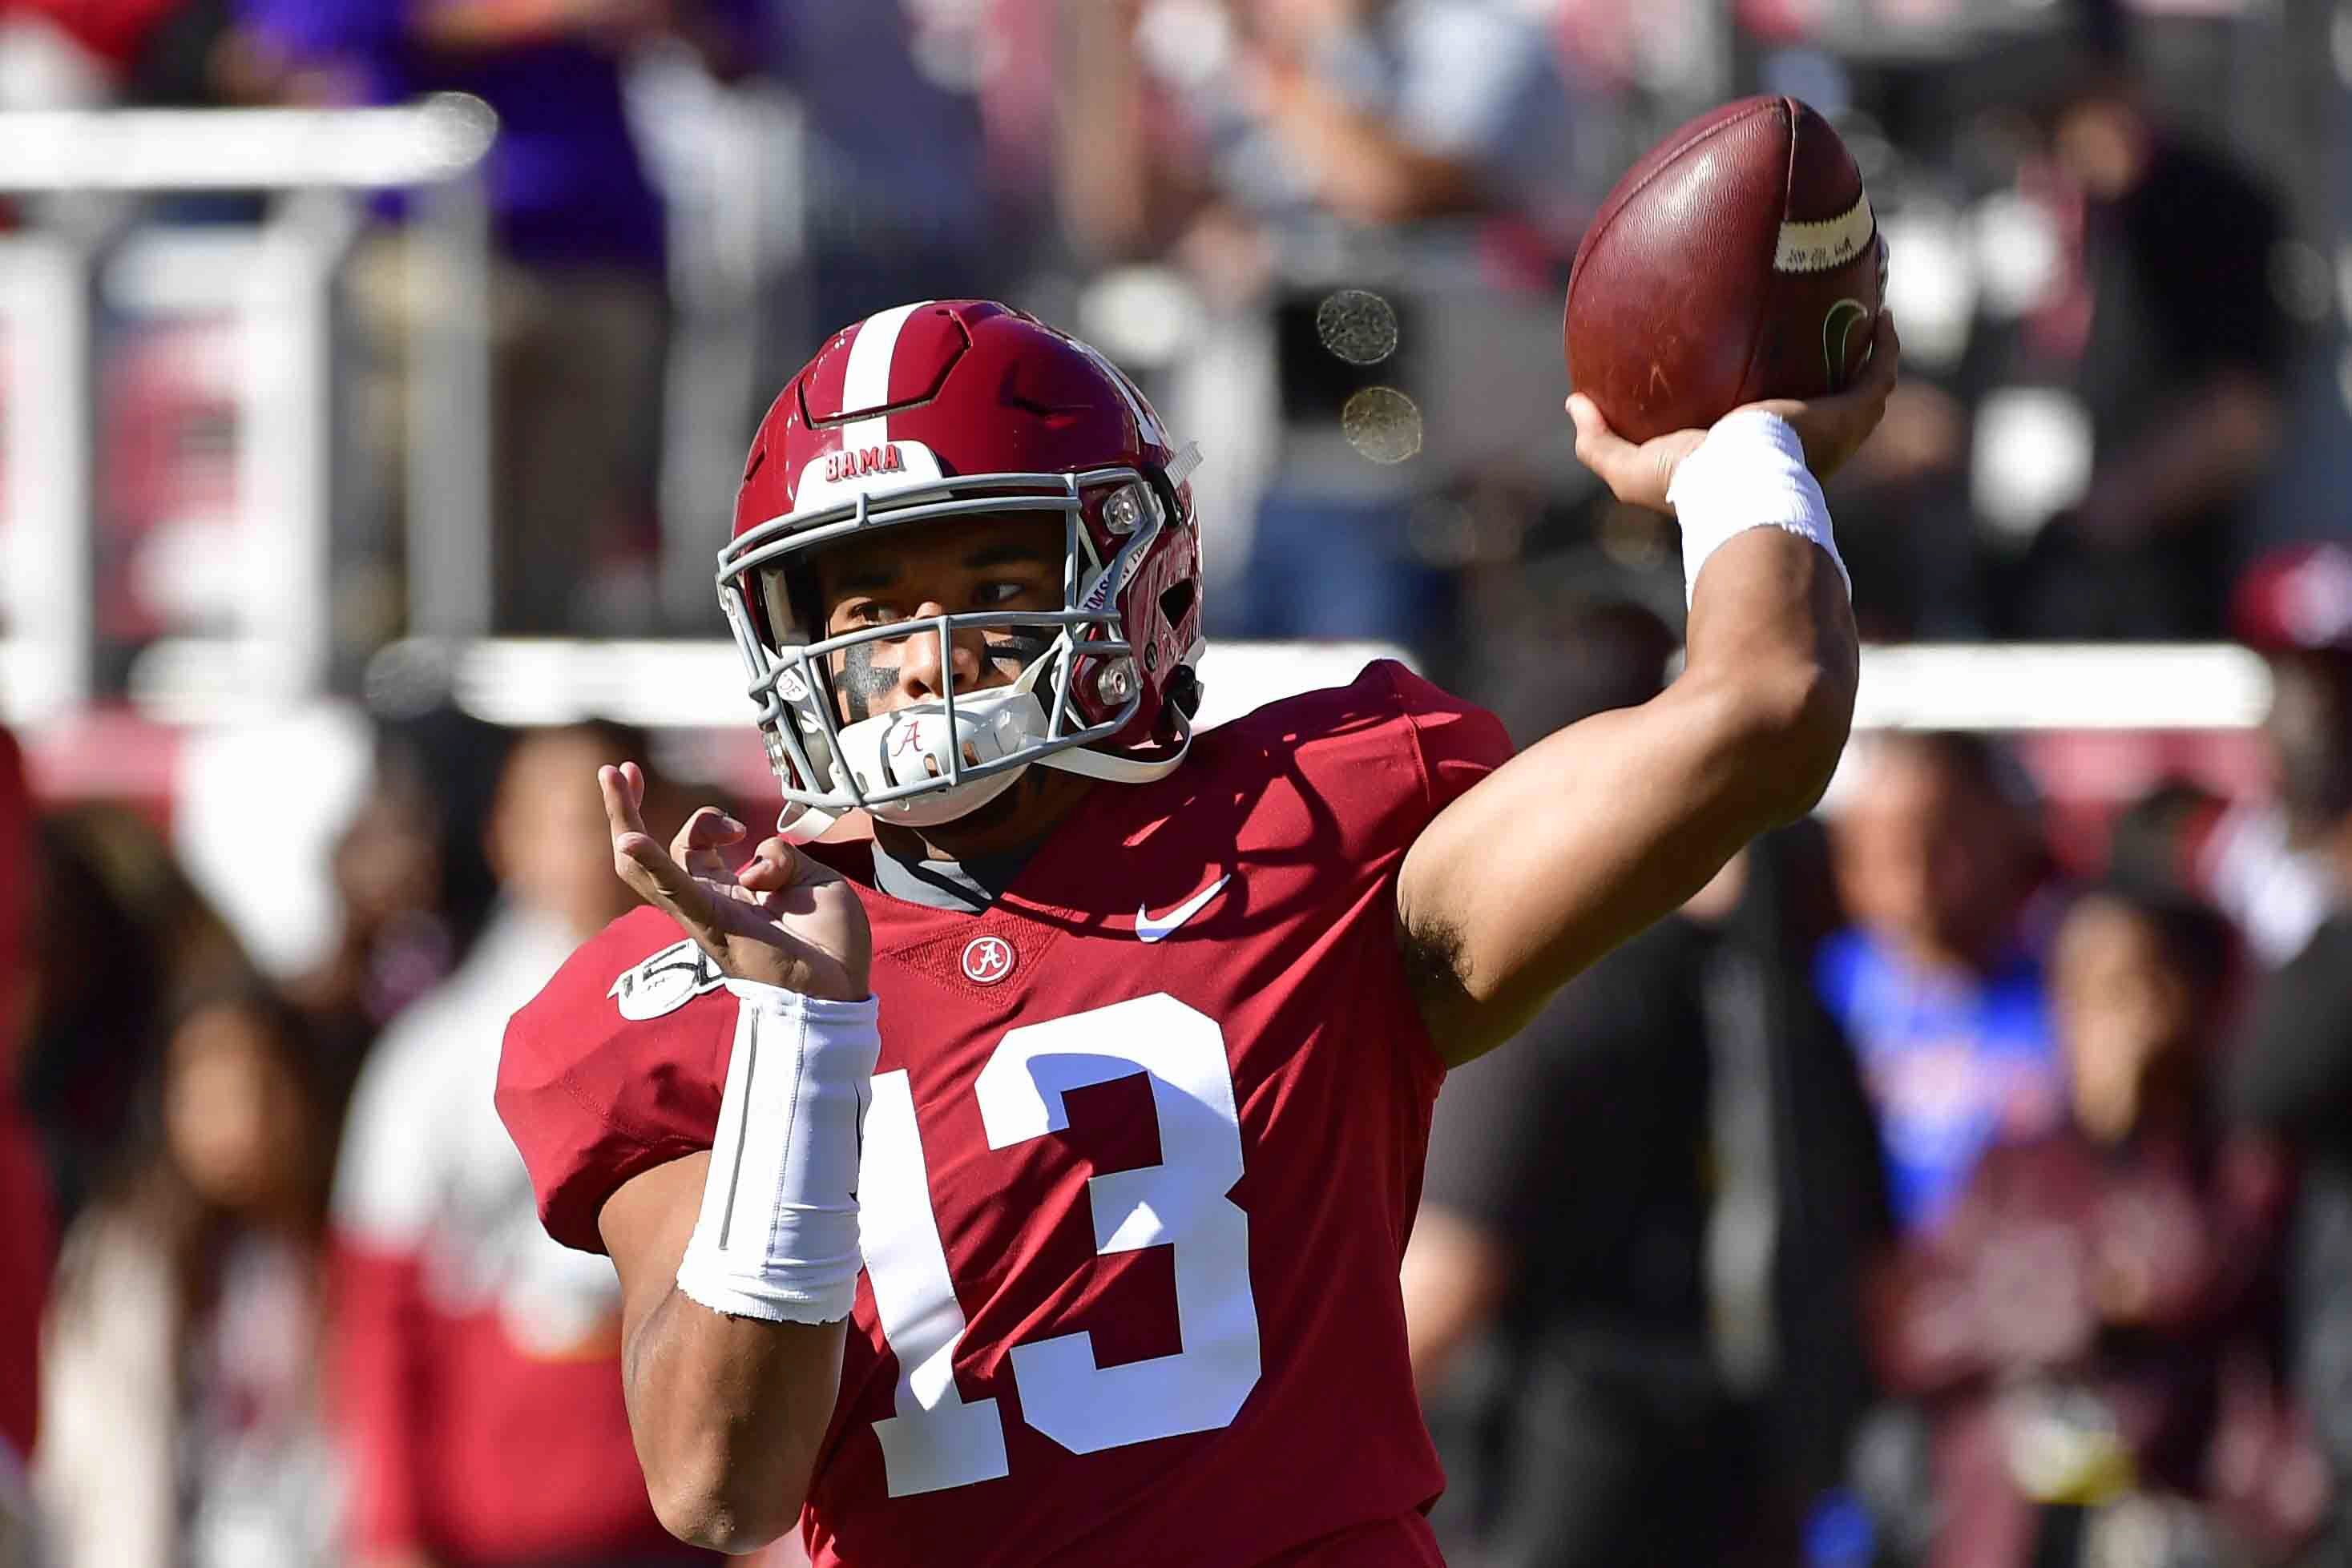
left=1, top=1, right=2350, bottom=1567
left=0, top=0, right=2342, bottom=671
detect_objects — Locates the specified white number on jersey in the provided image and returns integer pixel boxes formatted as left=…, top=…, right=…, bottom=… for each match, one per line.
left=854, top=994, right=1260, bottom=1495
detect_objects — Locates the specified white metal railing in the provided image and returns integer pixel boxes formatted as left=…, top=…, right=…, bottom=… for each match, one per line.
left=4, top=635, right=2269, bottom=734
left=0, top=99, right=495, bottom=191
left=0, top=97, right=496, bottom=724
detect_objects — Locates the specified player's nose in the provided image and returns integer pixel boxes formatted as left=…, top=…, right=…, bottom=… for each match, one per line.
left=897, top=603, right=986, bottom=701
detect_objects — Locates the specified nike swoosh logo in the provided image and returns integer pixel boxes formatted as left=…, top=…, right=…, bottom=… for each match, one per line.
left=1136, top=874, right=1231, bottom=943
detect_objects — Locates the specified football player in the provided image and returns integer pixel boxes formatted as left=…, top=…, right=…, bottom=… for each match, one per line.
left=498, top=299, right=1897, bottom=1566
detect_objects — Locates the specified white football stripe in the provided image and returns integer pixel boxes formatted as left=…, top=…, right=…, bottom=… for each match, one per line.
left=1774, top=191, right=1874, bottom=274
left=840, top=300, right=929, bottom=452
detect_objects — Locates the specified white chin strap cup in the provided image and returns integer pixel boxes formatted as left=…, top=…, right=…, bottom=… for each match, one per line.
left=841, top=683, right=1045, bottom=828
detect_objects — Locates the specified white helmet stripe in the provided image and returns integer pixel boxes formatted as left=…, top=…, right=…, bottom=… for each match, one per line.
left=839, top=300, right=930, bottom=453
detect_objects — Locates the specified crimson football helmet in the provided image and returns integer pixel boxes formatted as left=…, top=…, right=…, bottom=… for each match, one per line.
left=718, top=300, right=1206, bottom=840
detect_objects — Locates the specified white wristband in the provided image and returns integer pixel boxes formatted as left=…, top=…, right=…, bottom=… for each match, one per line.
left=1664, top=409, right=1851, bottom=607
left=676, top=980, right=880, bottom=1324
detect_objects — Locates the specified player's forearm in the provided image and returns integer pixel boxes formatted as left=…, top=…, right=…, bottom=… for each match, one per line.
left=602, top=984, right=877, bottom=1550
left=622, top=1280, right=843, bottom=1553
left=1680, top=525, right=1858, bottom=818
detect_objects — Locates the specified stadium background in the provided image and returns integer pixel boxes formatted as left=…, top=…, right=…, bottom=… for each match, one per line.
left=1, top=0, right=2349, bottom=1565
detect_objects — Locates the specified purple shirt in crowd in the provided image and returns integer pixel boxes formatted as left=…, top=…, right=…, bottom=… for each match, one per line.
left=236, top=0, right=680, bottom=270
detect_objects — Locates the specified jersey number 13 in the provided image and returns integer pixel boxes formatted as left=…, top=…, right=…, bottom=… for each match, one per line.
left=855, top=993, right=1261, bottom=1496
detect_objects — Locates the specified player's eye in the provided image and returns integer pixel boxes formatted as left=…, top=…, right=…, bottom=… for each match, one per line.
left=850, top=601, right=906, bottom=627
left=974, top=581, right=1031, bottom=608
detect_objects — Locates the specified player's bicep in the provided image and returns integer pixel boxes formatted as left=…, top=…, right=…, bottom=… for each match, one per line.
left=1398, top=674, right=1787, bottom=1064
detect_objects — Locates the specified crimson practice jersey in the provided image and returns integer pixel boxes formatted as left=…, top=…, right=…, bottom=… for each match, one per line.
left=498, top=662, right=1511, bottom=1567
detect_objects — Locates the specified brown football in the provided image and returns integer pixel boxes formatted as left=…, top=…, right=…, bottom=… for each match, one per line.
left=1564, top=95, right=1884, bottom=445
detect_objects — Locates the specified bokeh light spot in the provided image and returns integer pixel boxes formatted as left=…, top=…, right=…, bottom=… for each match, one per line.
left=1317, top=288, right=1399, bottom=366
left=1341, top=387, right=1422, bottom=464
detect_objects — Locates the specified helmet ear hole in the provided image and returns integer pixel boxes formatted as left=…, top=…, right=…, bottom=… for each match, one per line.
left=1157, top=579, right=1196, bottom=626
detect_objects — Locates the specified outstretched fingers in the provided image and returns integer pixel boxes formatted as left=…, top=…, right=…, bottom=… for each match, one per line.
left=600, top=764, right=720, bottom=941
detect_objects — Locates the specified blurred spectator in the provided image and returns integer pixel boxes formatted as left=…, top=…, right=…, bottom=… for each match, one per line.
left=0, top=723, right=46, bottom=1473
left=1874, top=885, right=2308, bottom=1568
left=2192, top=544, right=2352, bottom=971
left=37, top=984, right=346, bottom=1568
left=328, top=721, right=710, bottom=1568
left=2227, top=611, right=2352, bottom=1562
left=766, top=1, right=1031, bottom=348
left=1821, top=732, right=2062, bottom=1238
left=1997, top=2, right=2290, bottom=641
left=228, top=0, right=754, bottom=634
left=1073, top=0, right=1579, bottom=652
left=18, top=801, right=249, bottom=1231
left=1406, top=603, right=1890, bottom=1567
left=286, top=703, right=514, bottom=1082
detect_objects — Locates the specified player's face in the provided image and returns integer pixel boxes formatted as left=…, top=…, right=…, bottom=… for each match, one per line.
left=812, top=512, right=1066, bottom=725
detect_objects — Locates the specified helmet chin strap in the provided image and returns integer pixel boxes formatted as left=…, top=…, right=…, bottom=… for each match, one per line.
left=1034, top=698, right=1194, bottom=783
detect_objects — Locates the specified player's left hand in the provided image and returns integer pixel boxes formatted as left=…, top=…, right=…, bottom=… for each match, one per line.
left=600, top=762, right=873, bottom=1003
left=1568, top=309, right=1901, bottom=514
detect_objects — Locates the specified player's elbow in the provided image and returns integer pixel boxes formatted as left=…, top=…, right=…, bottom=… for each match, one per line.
left=1718, top=659, right=1855, bottom=821
left=643, top=1444, right=807, bottom=1554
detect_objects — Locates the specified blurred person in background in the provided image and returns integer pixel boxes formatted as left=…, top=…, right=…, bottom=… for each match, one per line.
left=1995, top=0, right=2290, bottom=642
left=288, top=703, right=515, bottom=1083
left=1874, top=885, right=2311, bottom=1568
left=2225, top=554, right=2352, bottom=1561
left=329, top=720, right=714, bottom=1568
left=224, top=0, right=759, bottom=634
left=2189, top=543, right=2352, bottom=973
left=38, top=984, right=347, bottom=1568
left=17, top=800, right=249, bottom=1231
left=1405, top=600, right=1890, bottom=1568
left=1821, top=732, right=2061, bottom=1241
left=1066, top=0, right=1579, bottom=655
left=765, top=1, right=1032, bottom=350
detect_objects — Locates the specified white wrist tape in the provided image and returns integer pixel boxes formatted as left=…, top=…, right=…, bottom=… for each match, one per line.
left=1664, top=409, right=1851, bottom=607
left=676, top=981, right=880, bottom=1324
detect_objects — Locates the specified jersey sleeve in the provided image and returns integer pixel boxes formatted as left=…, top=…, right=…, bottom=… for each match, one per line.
left=1375, top=659, right=1515, bottom=827
left=495, top=909, right=738, bottom=1254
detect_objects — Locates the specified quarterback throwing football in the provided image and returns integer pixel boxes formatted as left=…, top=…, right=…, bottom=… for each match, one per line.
left=498, top=299, right=1896, bottom=1566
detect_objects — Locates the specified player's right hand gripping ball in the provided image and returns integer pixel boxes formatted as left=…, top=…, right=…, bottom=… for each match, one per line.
left=1564, top=95, right=1886, bottom=444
